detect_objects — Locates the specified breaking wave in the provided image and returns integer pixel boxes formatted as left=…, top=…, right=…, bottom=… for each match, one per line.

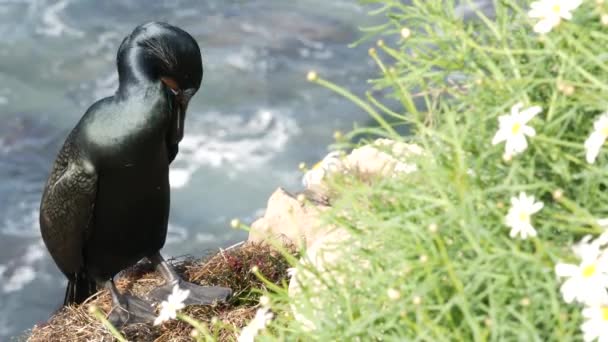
left=170, top=108, right=299, bottom=188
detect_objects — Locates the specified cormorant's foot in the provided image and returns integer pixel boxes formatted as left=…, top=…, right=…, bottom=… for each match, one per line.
left=149, top=280, right=232, bottom=306
left=108, top=294, right=157, bottom=327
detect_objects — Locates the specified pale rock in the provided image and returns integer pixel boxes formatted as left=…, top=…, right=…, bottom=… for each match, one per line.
left=344, top=138, right=422, bottom=177
left=302, top=151, right=344, bottom=196
left=248, top=188, right=330, bottom=248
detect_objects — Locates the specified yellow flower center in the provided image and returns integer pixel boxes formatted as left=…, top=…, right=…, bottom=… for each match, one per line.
left=601, top=124, right=608, bottom=137
left=511, top=122, right=522, bottom=135
left=552, top=5, right=561, bottom=14
left=603, top=307, right=608, bottom=321
left=518, top=212, right=529, bottom=222
left=312, top=161, right=323, bottom=170
left=582, top=264, right=597, bottom=278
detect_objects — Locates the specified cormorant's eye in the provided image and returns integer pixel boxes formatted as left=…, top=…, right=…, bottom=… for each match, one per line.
left=160, top=76, right=180, bottom=96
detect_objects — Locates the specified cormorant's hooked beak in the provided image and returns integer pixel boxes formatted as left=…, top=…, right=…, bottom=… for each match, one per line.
left=162, top=77, right=190, bottom=145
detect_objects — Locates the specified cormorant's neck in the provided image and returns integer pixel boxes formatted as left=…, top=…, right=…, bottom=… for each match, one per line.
left=116, top=47, right=158, bottom=97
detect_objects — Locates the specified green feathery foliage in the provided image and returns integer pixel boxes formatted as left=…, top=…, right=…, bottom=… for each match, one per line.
left=263, top=1, right=608, bottom=341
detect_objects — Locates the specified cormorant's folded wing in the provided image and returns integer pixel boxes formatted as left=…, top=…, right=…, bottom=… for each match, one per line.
left=39, top=143, right=97, bottom=277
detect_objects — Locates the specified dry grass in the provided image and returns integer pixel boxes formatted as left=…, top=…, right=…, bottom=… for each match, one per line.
left=27, top=242, right=294, bottom=342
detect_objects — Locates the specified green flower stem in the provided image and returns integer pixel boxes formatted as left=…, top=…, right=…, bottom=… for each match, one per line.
left=534, top=135, right=584, bottom=150
left=177, top=313, right=214, bottom=341
left=312, top=77, right=399, bottom=137
left=253, top=267, right=288, bottom=293
left=365, top=92, right=408, bottom=122
left=89, top=306, right=127, bottom=342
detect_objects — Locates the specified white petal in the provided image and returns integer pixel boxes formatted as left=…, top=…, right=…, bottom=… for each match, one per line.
left=154, top=312, right=170, bottom=326
left=510, top=196, right=519, bottom=207
left=586, top=144, right=602, bottom=164
left=517, top=191, right=527, bottom=202
left=528, top=8, right=543, bottom=18
left=511, top=102, right=524, bottom=116
left=520, top=106, right=542, bottom=122
left=585, top=132, right=606, bottom=163
left=555, top=263, right=579, bottom=277
left=534, top=18, right=558, bottom=34
left=176, top=288, right=190, bottom=302
left=585, top=132, right=605, bottom=149
left=594, top=114, right=608, bottom=131
left=498, top=114, right=514, bottom=126
left=582, top=322, right=599, bottom=342
left=492, top=130, right=508, bottom=145
left=561, top=12, right=572, bottom=20
left=530, top=201, right=544, bottom=213
left=560, top=278, right=579, bottom=303
left=568, top=0, right=583, bottom=10
left=522, top=125, right=536, bottom=137
left=582, top=306, right=597, bottom=319
left=507, top=135, right=528, bottom=154
left=521, top=223, right=536, bottom=239
left=518, top=192, right=532, bottom=206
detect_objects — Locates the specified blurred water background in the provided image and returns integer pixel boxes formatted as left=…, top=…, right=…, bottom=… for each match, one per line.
left=0, top=0, right=383, bottom=338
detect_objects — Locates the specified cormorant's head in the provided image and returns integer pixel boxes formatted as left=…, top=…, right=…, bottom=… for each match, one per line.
left=117, top=22, right=203, bottom=144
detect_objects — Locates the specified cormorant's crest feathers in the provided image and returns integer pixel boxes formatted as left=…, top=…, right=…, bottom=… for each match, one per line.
left=139, top=37, right=178, bottom=71
left=116, top=22, right=203, bottom=91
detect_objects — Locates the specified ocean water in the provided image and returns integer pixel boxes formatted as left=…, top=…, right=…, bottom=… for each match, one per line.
left=0, top=0, right=381, bottom=338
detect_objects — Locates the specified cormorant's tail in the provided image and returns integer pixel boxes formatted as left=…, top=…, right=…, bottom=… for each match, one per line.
left=64, top=272, right=97, bottom=305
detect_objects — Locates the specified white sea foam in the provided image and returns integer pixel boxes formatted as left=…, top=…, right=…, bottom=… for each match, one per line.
left=169, top=108, right=299, bottom=189
left=1, top=207, right=39, bottom=238
left=225, top=46, right=261, bottom=72
left=195, top=233, right=216, bottom=243
left=169, top=166, right=196, bottom=189
left=92, top=73, right=119, bottom=100
left=1, top=199, right=39, bottom=238
left=34, top=0, right=84, bottom=37
left=23, top=242, right=46, bottom=264
left=165, top=223, right=188, bottom=245
left=3, top=265, right=36, bottom=293
left=0, top=239, right=47, bottom=294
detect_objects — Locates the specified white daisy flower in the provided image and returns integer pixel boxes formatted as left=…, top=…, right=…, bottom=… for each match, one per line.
left=302, top=151, right=343, bottom=188
left=572, top=235, right=599, bottom=260
left=237, top=307, right=274, bottom=342
left=598, top=218, right=608, bottom=229
left=555, top=239, right=608, bottom=306
left=259, top=295, right=270, bottom=307
left=287, top=267, right=297, bottom=278
left=584, top=113, right=608, bottom=164
left=582, top=305, right=608, bottom=342
left=492, top=103, right=542, bottom=156
left=505, top=192, right=544, bottom=239
left=153, top=285, right=190, bottom=326
left=528, top=0, right=582, bottom=34
left=387, top=288, right=401, bottom=300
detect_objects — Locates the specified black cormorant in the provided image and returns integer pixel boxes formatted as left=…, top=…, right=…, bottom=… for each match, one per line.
left=39, top=22, right=231, bottom=325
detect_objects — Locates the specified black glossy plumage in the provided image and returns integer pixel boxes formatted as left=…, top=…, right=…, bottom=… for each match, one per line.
left=39, top=22, right=203, bottom=305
